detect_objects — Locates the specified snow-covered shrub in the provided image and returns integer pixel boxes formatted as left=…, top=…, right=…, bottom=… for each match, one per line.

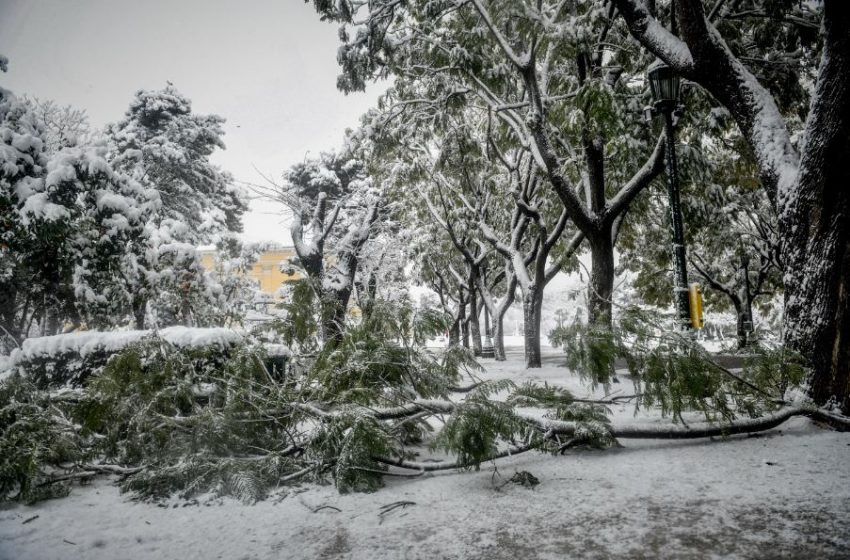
left=0, top=376, right=85, bottom=503
left=6, top=327, right=243, bottom=388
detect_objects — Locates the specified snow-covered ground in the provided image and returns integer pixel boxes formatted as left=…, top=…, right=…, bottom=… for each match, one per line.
left=2, top=345, right=849, bottom=560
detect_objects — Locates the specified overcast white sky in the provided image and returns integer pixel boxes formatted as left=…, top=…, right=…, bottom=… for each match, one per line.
left=0, top=0, right=385, bottom=245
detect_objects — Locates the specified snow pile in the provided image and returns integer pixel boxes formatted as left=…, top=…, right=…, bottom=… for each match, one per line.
left=155, top=326, right=243, bottom=349
left=16, top=331, right=148, bottom=363
left=263, top=343, right=291, bottom=357
left=13, top=327, right=242, bottom=363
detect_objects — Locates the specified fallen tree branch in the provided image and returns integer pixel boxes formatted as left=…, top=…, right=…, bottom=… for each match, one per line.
left=81, top=463, right=146, bottom=476
left=372, top=399, right=456, bottom=420
left=807, top=408, right=850, bottom=432
left=375, top=442, right=538, bottom=471
left=572, top=394, right=640, bottom=404
left=448, top=382, right=485, bottom=393
left=38, top=470, right=97, bottom=486
left=278, top=463, right=320, bottom=484
left=525, top=406, right=850, bottom=439
left=374, top=406, right=850, bottom=471
left=352, top=466, right=426, bottom=478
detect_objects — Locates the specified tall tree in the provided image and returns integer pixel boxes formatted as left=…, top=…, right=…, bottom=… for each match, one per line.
left=310, top=0, right=667, bottom=333
left=106, top=84, right=246, bottom=328
left=613, top=0, right=850, bottom=410
left=274, top=149, right=380, bottom=343
left=0, top=67, right=148, bottom=343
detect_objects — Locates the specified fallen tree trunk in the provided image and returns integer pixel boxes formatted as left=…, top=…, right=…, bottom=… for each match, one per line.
left=374, top=405, right=850, bottom=471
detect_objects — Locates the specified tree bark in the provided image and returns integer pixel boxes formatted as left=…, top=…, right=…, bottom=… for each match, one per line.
left=730, top=296, right=747, bottom=350
left=522, top=287, right=543, bottom=368
left=783, top=0, right=850, bottom=411
left=448, top=319, right=460, bottom=346
left=0, top=283, right=20, bottom=345
left=319, top=297, right=344, bottom=345
left=493, top=313, right=506, bottom=361
left=587, top=230, right=615, bottom=330
left=469, top=278, right=482, bottom=357
left=180, top=300, right=193, bottom=328
left=459, top=298, right=469, bottom=349
left=132, top=295, right=146, bottom=330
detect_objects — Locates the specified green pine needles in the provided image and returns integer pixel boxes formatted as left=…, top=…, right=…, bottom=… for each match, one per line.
left=549, top=307, right=805, bottom=423
left=0, top=376, right=84, bottom=503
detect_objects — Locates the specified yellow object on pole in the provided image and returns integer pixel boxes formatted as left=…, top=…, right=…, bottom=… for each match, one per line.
left=689, top=283, right=704, bottom=329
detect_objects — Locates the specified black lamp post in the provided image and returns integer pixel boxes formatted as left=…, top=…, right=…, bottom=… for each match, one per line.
left=646, top=59, right=691, bottom=330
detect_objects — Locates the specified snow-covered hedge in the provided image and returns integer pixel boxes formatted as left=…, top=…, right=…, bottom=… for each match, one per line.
left=2, top=327, right=244, bottom=388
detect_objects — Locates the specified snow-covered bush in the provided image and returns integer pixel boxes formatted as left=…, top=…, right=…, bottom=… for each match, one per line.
left=0, top=375, right=84, bottom=503
left=4, top=327, right=243, bottom=388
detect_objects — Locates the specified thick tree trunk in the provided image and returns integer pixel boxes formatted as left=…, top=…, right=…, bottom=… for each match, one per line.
left=132, top=296, right=146, bottom=330
left=734, top=300, right=749, bottom=350
left=522, top=288, right=543, bottom=368
left=493, top=314, right=506, bottom=361
left=321, top=288, right=351, bottom=346
left=459, top=300, right=469, bottom=349
left=783, top=1, right=850, bottom=412
left=469, top=283, right=482, bottom=357
left=321, top=304, right=345, bottom=345
left=181, top=300, right=193, bottom=328
left=448, top=320, right=460, bottom=346
left=587, top=231, right=615, bottom=330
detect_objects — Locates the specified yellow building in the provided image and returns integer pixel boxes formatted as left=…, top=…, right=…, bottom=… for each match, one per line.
left=200, top=246, right=301, bottom=296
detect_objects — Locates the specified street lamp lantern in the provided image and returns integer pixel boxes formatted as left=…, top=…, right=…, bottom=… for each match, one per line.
left=647, top=60, right=681, bottom=110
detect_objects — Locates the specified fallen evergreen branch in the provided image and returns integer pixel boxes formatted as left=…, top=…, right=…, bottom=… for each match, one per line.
left=375, top=442, right=540, bottom=472
left=448, top=382, right=485, bottom=393
left=4, top=296, right=845, bottom=504
left=37, top=470, right=97, bottom=486
left=81, top=463, right=146, bottom=476
left=372, top=406, right=850, bottom=471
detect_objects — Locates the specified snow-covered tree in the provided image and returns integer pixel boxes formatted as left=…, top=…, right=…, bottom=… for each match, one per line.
left=0, top=76, right=51, bottom=345
left=0, top=63, right=151, bottom=343
left=311, top=0, right=670, bottom=336
left=105, top=84, right=247, bottom=328
left=273, top=148, right=380, bottom=343
left=613, top=0, right=850, bottom=410
left=22, top=97, right=92, bottom=154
